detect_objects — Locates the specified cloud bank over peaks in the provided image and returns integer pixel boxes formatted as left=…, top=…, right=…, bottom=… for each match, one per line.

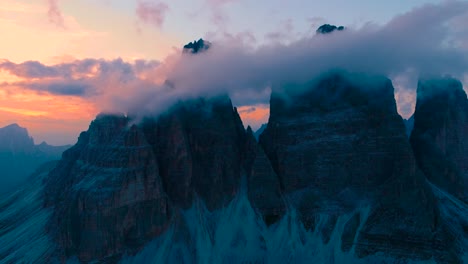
left=162, top=1, right=468, bottom=113
left=3, top=1, right=468, bottom=122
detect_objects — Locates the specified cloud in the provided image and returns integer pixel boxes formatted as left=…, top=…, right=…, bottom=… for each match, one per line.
left=47, top=0, right=65, bottom=28
left=238, top=106, right=256, bottom=114
left=265, top=19, right=296, bottom=43
left=136, top=0, right=169, bottom=29
left=237, top=104, right=269, bottom=131
left=205, top=0, right=237, bottom=26
left=0, top=60, right=60, bottom=78
left=158, top=1, right=468, bottom=112
left=4, top=1, right=468, bottom=122
left=0, top=58, right=161, bottom=103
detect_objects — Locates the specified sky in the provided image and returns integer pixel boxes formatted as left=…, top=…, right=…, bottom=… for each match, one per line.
left=0, top=0, right=467, bottom=145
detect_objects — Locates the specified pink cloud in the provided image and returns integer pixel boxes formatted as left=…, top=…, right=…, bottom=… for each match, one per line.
left=47, top=0, right=65, bottom=28
left=136, top=1, right=169, bottom=29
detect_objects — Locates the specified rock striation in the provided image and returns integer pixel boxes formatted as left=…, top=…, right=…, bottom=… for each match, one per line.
left=142, top=95, right=247, bottom=210
left=259, top=71, right=459, bottom=262
left=44, top=114, right=172, bottom=262
left=43, top=96, right=251, bottom=261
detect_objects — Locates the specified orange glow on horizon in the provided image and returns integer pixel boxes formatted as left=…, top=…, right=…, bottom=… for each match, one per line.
left=237, top=104, right=269, bottom=130
left=0, top=85, right=97, bottom=145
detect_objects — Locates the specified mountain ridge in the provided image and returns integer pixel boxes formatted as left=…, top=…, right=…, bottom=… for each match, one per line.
left=0, top=71, right=467, bottom=263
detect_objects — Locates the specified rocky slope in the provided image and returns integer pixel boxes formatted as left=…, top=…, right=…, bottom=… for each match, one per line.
left=0, top=161, right=58, bottom=263
left=410, top=77, right=468, bottom=203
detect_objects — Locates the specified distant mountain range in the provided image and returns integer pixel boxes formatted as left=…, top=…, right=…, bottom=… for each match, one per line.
left=0, top=123, right=70, bottom=194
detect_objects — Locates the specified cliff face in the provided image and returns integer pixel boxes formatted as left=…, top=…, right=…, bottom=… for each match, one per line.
left=261, top=72, right=413, bottom=200
left=244, top=127, right=285, bottom=225
left=15, top=73, right=466, bottom=263
left=259, top=72, right=455, bottom=261
left=43, top=96, right=250, bottom=261
left=410, top=78, right=468, bottom=203
left=143, top=95, right=247, bottom=210
left=44, top=115, right=172, bottom=262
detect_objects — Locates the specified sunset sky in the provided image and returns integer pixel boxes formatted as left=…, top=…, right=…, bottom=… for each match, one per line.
left=0, top=0, right=466, bottom=145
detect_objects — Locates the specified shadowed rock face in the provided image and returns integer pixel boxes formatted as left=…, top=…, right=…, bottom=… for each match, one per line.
left=259, top=71, right=456, bottom=261
left=244, top=127, right=285, bottom=225
left=143, top=95, right=247, bottom=210
left=261, top=72, right=411, bottom=198
left=411, top=78, right=468, bottom=203
left=31, top=72, right=467, bottom=263
left=44, top=115, right=172, bottom=262
left=43, top=96, right=250, bottom=261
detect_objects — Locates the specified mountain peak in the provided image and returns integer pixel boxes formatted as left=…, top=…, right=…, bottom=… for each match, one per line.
left=0, top=123, right=34, bottom=151
left=1, top=123, right=26, bottom=132
left=417, top=76, right=466, bottom=101
left=3, top=123, right=20, bottom=128
left=316, top=24, right=345, bottom=34
left=183, top=38, right=211, bottom=54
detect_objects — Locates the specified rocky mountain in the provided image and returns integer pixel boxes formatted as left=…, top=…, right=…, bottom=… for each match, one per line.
left=259, top=71, right=459, bottom=262
left=0, top=123, right=34, bottom=152
left=42, top=95, right=250, bottom=261
left=0, top=124, right=70, bottom=194
left=183, top=39, right=211, bottom=54
left=410, top=77, right=468, bottom=203
left=0, top=72, right=467, bottom=263
left=316, top=24, right=345, bottom=34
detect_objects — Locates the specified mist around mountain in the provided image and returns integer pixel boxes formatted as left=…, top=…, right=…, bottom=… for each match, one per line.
left=1, top=70, right=467, bottom=264
left=0, top=123, right=70, bottom=194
